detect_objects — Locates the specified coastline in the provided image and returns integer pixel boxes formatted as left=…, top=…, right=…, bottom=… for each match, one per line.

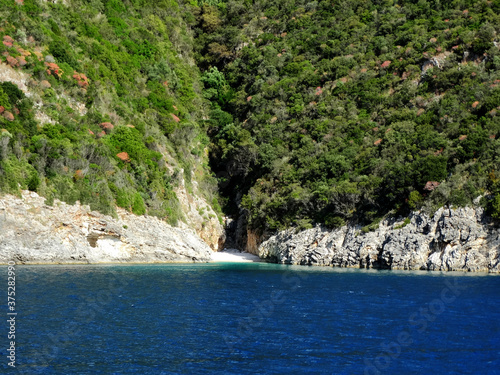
left=2, top=191, right=500, bottom=273
left=0, top=249, right=263, bottom=265
left=0, top=191, right=213, bottom=265
left=259, top=206, right=500, bottom=273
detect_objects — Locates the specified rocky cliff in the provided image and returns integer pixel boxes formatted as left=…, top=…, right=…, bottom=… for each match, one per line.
left=259, top=207, right=500, bottom=273
left=0, top=191, right=213, bottom=264
left=173, top=173, right=225, bottom=251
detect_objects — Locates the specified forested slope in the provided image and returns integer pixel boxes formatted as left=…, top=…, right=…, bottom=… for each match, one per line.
left=196, top=0, right=500, bottom=232
left=0, top=0, right=221, bottom=228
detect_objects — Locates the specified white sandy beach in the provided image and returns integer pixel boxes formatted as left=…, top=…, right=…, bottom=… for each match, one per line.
left=209, top=249, right=262, bottom=263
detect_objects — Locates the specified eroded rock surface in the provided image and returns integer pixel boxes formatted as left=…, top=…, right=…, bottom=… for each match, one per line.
left=0, top=191, right=212, bottom=264
left=259, top=207, right=500, bottom=273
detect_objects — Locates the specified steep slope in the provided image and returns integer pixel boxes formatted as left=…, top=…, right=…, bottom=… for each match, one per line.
left=196, top=0, right=500, bottom=244
left=0, top=0, right=224, bottom=249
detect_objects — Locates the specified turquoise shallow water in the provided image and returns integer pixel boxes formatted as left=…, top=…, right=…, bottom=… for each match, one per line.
left=3, top=263, right=500, bottom=374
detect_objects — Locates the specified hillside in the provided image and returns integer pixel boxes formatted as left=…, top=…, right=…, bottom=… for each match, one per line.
left=1, top=0, right=500, bottom=249
left=0, top=0, right=223, bottom=247
left=196, top=0, right=500, bottom=236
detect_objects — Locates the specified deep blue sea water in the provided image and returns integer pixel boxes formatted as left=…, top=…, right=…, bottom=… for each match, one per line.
left=2, top=263, right=500, bottom=374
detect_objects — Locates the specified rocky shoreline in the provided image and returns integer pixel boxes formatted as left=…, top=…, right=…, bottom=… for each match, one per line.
left=0, top=191, right=213, bottom=264
left=2, top=191, right=500, bottom=272
left=258, top=206, right=500, bottom=273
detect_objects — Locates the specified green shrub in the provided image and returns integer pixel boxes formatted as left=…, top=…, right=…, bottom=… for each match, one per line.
left=0, top=82, right=24, bottom=106
left=132, top=193, right=146, bottom=215
left=49, top=39, right=78, bottom=68
left=408, top=191, right=423, bottom=210
left=491, top=194, right=500, bottom=220
left=324, top=216, right=346, bottom=229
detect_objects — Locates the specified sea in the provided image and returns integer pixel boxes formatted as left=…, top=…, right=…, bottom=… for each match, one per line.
left=3, top=263, right=500, bottom=374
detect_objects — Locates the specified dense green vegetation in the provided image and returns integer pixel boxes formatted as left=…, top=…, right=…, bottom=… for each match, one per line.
left=0, top=0, right=219, bottom=224
left=1, top=0, right=500, bottom=235
left=195, top=0, right=500, bottom=230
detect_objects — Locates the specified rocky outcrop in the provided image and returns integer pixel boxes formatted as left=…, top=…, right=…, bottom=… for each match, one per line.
left=259, top=207, right=500, bottom=273
left=174, top=174, right=224, bottom=251
left=0, top=191, right=213, bottom=264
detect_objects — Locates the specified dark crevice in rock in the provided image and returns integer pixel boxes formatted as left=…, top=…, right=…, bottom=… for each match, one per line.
left=87, top=234, right=99, bottom=248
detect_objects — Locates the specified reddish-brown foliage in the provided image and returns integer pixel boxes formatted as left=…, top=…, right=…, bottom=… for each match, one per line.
left=100, top=122, right=114, bottom=130
left=373, top=138, right=382, bottom=146
left=471, top=101, right=479, bottom=108
left=2, top=35, right=13, bottom=47
left=6, top=56, right=18, bottom=67
left=17, top=56, right=27, bottom=66
left=434, top=148, right=444, bottom=156
left=45, top=62, right=63, bottom=77
left=72, top=71, right=89, bottom=88
left=170, top=113, right=180, bottom=123
left=3, top=111, right=14, bottom=121
left=116, top=152, right=130, bottom=162
left=459, top=135, right=467, bottom=141
left=0, top=106, right=4, bottom=114
left=424, top=181, right=440, bottom=191
left=16, top=47, right=30, bottom=56
left=381, top=60, right=391, bottom=69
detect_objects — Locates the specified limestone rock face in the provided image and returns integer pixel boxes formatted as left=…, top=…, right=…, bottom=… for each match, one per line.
left=0, top=191, right=212, bottom=264
left=259, top=207, right=500, bottom=273
left=173, top=174, right=224, bottom=251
